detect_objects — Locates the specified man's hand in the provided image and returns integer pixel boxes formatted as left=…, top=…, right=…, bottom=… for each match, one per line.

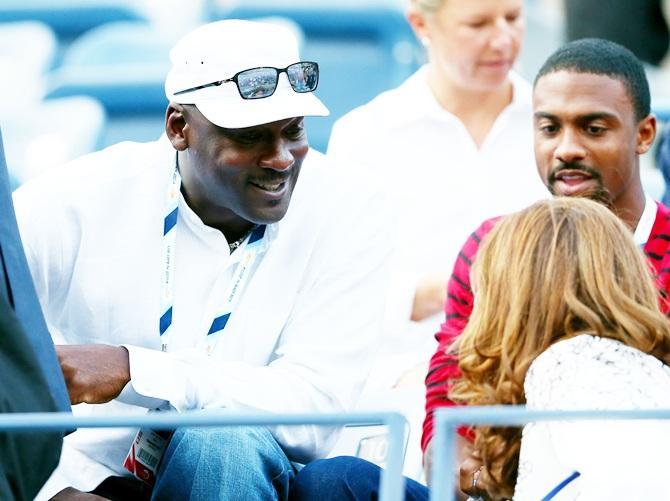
left=56, top=345, right=130, bottom=405
left=411, top=274, right=448, bottom=322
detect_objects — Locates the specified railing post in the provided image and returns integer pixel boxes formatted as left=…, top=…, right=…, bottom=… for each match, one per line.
left=431, top=410, right=458, bottom=501
left=379, top=412, right=407, bottom=501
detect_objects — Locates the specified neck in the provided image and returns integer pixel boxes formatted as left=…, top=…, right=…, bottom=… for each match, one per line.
left=177, top=152, right=255, bottom=243
left=612, top=181, right=647, bottom=233
left=180, top=185, right=255, bottom=244
left=426, top=67, right=513, bottom=147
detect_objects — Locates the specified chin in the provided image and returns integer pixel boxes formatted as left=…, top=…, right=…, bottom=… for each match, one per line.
left=468, top=74, right=510, bottom=94
left=250, top=205, right=291, bottom=225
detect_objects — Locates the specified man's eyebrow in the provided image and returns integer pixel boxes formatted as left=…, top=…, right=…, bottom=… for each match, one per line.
left=533, top=111, right=558, bottom=120
left=578, top=112, right=619, bottom=122
left=533, top=111, right=619, bottom=121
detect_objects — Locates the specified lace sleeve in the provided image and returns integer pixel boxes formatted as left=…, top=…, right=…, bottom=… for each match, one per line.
left=525, top=335, right=670, bottom=410
left=521, top=335, right=670, bottom=500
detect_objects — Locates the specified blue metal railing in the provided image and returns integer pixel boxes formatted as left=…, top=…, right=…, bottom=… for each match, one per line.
left=0, top=410, right=407, bottom=501
left=431, top=406, right=670, bottom=500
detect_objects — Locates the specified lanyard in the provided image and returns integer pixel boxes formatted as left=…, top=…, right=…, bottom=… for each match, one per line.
left=541, top=471, right=580, bottom=501
left=204, top=223, right=266, bottom=354
left=159, top=162, right=267, bottom=354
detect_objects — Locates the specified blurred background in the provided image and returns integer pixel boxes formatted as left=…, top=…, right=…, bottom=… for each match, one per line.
left=2, top=0, right=669, bottom=190
left=0, top=2, right=607, bottom=179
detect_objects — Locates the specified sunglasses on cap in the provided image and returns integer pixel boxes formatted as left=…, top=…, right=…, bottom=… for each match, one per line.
left=173, top=61, right=319, bottom=100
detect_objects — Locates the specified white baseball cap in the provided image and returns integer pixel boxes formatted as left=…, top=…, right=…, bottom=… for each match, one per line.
left=165, top=19, right=329, bottom=128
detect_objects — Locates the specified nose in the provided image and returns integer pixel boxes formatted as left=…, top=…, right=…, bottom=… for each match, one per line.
left=489, top=17, right=515, bottom=51
left=554, top=128, right=587, bottom=164
left=259, top=139, right=295, bottom=171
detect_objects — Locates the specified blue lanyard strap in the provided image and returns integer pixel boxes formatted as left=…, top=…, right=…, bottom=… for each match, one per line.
left=207, top=225, right=267, bottom=343
left=159, top=164, right=181, bottom=351
left=160, top=161, right=268, bottom=354
left=541, top=471, right=581, bottom=501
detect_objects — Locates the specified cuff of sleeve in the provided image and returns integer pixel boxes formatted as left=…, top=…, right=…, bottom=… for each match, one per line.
left=120, top=344, right=176, bottom=409
left=116, top=380, right=171, bottom=409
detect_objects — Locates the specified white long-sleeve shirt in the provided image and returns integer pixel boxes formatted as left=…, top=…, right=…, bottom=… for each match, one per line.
left=327, top=66, right=547, bottom=385
left=13, top=136, right=393, bottom=496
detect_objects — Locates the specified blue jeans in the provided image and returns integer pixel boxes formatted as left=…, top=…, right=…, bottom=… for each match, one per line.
left=151, top=426, right=294, bottom=501
left=289, top=456, right=429, bottom=501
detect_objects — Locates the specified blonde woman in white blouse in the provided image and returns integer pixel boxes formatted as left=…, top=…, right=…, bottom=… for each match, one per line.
left=450, top=197, right=670, bottom=500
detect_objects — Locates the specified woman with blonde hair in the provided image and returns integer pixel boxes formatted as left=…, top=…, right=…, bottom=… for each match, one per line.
left=450, top=197, right=670, bottom=500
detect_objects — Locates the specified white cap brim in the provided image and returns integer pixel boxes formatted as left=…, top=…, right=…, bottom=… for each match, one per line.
left=192, top=85, right=329, bottom=129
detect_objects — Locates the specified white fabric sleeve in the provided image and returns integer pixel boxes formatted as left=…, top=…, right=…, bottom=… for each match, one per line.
left=122, top=189, right=394, bottom=463
left=328, top=117, right=419, bottom=334
left=326, top=113, right=360, bottom=169
left=525, top=337, right=670, bottom=500
left=12, top=186, right=70, bottom=343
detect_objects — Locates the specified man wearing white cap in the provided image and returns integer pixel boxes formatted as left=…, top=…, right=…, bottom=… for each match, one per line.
left=14, top=20, right=392, bottom=500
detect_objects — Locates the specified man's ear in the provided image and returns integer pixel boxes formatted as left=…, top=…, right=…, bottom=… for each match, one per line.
left=165, top=103, right=189, bottom=151
left=636, top=114, right=657, bottom=155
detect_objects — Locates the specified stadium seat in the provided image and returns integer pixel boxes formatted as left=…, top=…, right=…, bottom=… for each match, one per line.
left=44, top=21, right=172, bottom=114
left=3, top=96, right=106, bottom=185
left=0, top=0, right=146, bottom=41
left=42, top=20, right=176, bottom=148
left=0, top=21, right=106, bottom=185
left=0, top=21, right=57, bottom=108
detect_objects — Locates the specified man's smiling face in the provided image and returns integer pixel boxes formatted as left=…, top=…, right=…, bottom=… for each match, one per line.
left=177, top=106, right=309, bottom=230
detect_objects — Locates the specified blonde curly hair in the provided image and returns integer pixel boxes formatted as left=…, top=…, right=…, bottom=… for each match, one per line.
left=449, top=197, right=670, bottom=499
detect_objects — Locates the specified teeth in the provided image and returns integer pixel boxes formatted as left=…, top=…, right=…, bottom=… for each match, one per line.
left=254, top=181, right=282, bottom=191
left=560, top=174, right=589, bottom=181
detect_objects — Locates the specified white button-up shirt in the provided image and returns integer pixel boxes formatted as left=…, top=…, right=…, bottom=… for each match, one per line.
left=13, top=136, right=393, bottom=496
left=327, top=66, right=548, bottom=383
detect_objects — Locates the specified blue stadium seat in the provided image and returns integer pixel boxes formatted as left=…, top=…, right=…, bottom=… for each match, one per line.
left=0, top=0, right=146, bottom=41
left=42, top=21, right=174, bottom=147
left=0, top=21, right=57, bottom=104
left=44, top=21, right=172, bottom=114
left=3, top=96, right=106, bottom=186
left=210, top=1, right=422, bottom=152
left=0, top=21, right=106, bottom=185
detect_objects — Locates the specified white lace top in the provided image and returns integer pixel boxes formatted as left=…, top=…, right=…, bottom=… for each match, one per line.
left=514, top=334, right=670, bottom=500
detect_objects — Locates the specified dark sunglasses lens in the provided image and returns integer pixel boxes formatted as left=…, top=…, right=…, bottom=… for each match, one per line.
left=237, top=68, right=278, bottom=99
left=286, top=62, right=319, bottom=93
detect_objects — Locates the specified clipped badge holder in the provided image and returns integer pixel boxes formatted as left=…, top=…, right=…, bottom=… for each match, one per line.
left=124, top=427, right=173, bottom=486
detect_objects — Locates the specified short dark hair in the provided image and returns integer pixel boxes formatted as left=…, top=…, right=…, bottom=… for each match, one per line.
left=534, top=38, right=651, bottom=121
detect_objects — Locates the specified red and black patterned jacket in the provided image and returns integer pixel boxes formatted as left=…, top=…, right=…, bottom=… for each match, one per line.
left=422, top=201, right=670, bottom=451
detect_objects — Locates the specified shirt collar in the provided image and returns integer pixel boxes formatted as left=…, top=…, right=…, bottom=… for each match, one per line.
left=178, top=194, right=278, bottom=259
left=396, top=66, right=530, bottom=125
left=633, top=194, right=656, bottom=246
left=166, top=142, right=279, bottom=261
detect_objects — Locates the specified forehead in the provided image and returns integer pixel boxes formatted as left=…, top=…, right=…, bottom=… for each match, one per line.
left=436, top=0, right=522, bottom=18
left=191, top=107, right=302, bottom=133
left=224, top=116, right=304, bottom=132
left=533, top=71, right=634, bottom=121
